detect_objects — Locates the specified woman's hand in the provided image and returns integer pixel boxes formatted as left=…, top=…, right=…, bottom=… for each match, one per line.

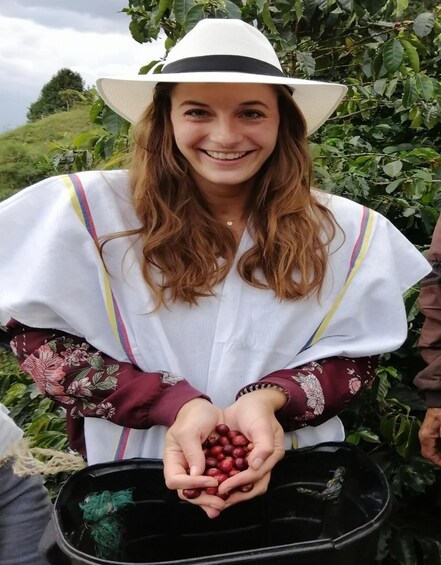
left=218, top=389, right=286, bottom=507
left=163, top=398, right=226, bottom=518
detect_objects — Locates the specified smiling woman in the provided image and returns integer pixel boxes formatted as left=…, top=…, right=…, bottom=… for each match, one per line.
left=0, top=17, right=431, bottom=526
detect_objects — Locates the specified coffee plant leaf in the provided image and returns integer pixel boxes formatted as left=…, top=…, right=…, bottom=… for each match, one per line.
left=383, top=38, right=405, bottom=73
left=173, top=0, right=196, bottom=24
left=413, top=12, right=435, bottom=38
left=400, top=38, right=420, bottom=72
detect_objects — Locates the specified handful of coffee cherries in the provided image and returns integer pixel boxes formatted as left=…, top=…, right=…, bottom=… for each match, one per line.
left=183, top=424, right=254, bottom=500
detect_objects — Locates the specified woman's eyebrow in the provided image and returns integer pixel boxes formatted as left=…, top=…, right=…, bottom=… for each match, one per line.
left=179, top=100, right=210, bottom=107
left=239, top=100, right=270, bottom=108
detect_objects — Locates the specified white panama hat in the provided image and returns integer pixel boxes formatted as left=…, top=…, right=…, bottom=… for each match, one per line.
left=96, top=18, right=347, bottom=135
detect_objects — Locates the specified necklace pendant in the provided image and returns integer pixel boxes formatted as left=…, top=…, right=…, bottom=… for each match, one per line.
left=226, top=220, right=234, bottom=226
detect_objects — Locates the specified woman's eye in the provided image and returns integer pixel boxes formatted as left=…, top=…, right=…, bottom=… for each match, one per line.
left=184, top=109, right=210, bottom=118
left=241, top=110, right=265, bottom=119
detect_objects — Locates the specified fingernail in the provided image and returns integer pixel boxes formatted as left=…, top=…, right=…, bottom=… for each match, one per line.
left=252, top=457, right=263, bottom=470
left=190, top=465, right=198, bottom=476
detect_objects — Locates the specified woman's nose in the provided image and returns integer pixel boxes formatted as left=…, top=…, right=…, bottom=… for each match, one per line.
left=209, top=117, right=242, bottom=145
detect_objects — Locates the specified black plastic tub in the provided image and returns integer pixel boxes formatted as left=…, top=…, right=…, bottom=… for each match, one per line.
left=41, top=442, right=390, bottom=565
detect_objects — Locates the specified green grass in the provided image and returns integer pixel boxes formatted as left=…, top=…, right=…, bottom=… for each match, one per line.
left=0, top=105, right=104, bottom=202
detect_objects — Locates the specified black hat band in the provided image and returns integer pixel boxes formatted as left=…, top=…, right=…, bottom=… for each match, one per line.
left=162, top=54, right=285, bottom=77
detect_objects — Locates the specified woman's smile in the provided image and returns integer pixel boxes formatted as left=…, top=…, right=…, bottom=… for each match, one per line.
left=203, top=150, right=250, bottom=161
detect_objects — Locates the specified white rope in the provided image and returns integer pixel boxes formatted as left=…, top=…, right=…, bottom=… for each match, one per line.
left=0, top=438, right=86, bottom=477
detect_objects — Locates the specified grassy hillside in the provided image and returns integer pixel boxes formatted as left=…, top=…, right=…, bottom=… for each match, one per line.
left=0, top=105, right=104, bottom=202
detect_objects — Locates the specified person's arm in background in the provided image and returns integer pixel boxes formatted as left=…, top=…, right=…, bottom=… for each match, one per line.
left=413, top=216, right=441, bottom=466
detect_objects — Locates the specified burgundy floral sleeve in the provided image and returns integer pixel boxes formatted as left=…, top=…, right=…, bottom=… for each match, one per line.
left=6, top=320, right=210, bottom=456
left=237, top=356, right=378, bottom=431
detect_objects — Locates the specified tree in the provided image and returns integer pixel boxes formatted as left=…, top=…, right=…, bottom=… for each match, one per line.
left=27, top=68, right=85, bottom=122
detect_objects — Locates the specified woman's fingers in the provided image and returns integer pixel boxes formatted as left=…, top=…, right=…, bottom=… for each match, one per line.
left=163, top=399, right=224, bottom=490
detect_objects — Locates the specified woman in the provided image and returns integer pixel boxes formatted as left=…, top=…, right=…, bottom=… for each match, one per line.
left=0, top=19, right=430, bottom=518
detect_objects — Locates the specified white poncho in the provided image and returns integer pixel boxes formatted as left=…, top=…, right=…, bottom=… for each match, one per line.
left=0, top=170, right=431, bottom=464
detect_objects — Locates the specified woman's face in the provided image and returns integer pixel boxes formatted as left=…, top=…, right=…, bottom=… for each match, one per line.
left=170, top=83, right=280, bottom=194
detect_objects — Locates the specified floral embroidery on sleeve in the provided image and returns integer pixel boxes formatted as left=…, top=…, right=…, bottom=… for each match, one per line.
left=292, top=370, right=325, bottom=421
left=95, top=402, right=116, bottom=419
left=244, top=355, right=379, bottom=431
left=291, top=362, right=365, bottom=421
left=160, top=371, right=184, bottom=386
left=348, top=377, right=362, bottom=394
left=21, top=337, right=118, bottom=419
left=7, top=319, right=212, bottom=447
left=21, top=344, right=69, bottom=403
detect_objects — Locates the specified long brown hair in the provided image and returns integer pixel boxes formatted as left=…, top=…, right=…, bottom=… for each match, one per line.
left=107, top=83, right=337, bottom=308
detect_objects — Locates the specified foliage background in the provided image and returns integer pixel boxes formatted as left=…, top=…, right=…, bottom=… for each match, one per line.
left=0, top=106, right=105, bottom=202
left=1, top=0, right=441, bottom=563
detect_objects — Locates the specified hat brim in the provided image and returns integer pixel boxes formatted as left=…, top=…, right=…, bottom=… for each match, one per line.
left=96, top=73, right=347, bottom=136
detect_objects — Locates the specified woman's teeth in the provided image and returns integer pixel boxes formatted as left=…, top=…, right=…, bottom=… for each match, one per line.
left=205, top=151, right=247, bottom=160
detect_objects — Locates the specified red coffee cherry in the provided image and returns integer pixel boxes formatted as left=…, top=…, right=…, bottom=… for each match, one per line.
left=217, top=457, right=234, bottom=474
left=205, top=486, right=218, bottom=496
left=231, top=434, right=248, bottom=447
left=205, top=457, right=219, bottom=469
left=215, top=424, right=230, bottom=436
left=233, top=457, right=248, bottom=471
left=222, top=444, right=235, bottom=455
left=182, top=488, right=202, bottom=499
left=232, top=447, right=246, bottom=458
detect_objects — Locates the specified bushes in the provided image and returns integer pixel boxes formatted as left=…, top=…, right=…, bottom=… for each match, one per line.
left=0, top=106, right=106, bottom=201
